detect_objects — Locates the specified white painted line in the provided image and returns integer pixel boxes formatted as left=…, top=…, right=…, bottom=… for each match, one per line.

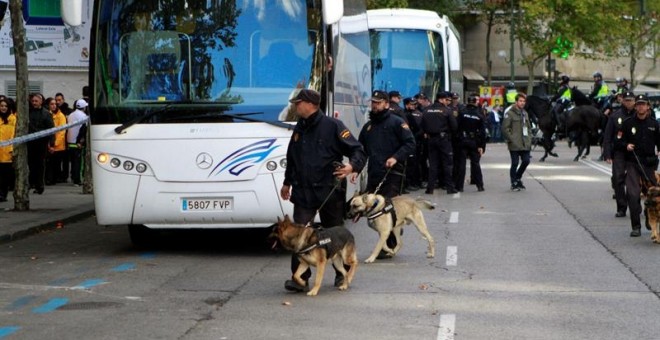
left=437, top=314, right=456, bottom=340
left=449, top=211, right=459, bottom=224
left=580, top=158, right=612, bottom=176
left=446, top=246, right=457, bottom=266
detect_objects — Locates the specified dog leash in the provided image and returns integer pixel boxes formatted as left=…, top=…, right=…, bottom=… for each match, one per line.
left=632, top=149, right=655, bottom=185
left=373, top=167, right=392, bottom=195
left=307, top=179, right=343, bottom=226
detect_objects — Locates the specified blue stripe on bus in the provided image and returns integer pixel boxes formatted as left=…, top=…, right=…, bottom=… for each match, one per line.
left=32, top=298, right=68, bottom=314
left=0, top=327, right=20, bottom=338
left=111, top=263, right=136, bottom=272
left=72, top=279, right=106, bottom=289
left=140, top=252, right=156, bottom=259
left=6, top=295, right=36, bottom=311
left=182, top=199, right=187, bottom=210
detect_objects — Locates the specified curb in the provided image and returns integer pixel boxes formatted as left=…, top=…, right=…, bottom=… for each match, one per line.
left=0, top=207, right=95, bottom=245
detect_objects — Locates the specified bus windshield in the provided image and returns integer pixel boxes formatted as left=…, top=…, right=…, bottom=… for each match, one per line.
left=93, top=0, right=323, bottom=124
left=370, top=28, right=444, bottom=98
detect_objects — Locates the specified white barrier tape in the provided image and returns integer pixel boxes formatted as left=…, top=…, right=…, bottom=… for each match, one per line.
left=0, top=116, right=89, bottom=147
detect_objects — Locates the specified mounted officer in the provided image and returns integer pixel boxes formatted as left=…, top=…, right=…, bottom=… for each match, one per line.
left=505, top=82, right=517, bottom=108
left=550, top=75, right=572, bottom=133
left=589, top=71, right=610, bottom=111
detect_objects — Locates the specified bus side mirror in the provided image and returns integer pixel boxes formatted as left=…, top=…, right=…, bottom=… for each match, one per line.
left=61, top=0, right=83, bottom=26
left=323, top=1, right=343, bottom=25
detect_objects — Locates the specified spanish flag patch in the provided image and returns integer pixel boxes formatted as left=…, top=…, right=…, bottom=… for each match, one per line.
left=340, top=129, right=351, bottom=139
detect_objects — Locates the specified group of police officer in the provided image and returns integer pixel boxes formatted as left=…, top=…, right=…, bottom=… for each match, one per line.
left=376, top=90, right=487, bottom=196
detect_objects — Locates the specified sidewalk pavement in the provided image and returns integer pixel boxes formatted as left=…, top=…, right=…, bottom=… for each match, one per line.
left=0, top=183, right=95, bottom=244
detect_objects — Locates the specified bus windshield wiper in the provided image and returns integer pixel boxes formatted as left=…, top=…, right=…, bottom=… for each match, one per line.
left=171, top=112, right=294, bottom=130
left=114, top=104, right=175, bottom=134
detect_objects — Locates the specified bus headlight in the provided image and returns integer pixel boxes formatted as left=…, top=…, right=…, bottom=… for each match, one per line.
left=280, top=158, right=287, bottom=169
left=136, top=163, right=147, bottom=173
left=110, top=158, right=121, bottom=168
left=123, top=161, right=134, bottom=171
left=266, top=161, right=277, bottom=171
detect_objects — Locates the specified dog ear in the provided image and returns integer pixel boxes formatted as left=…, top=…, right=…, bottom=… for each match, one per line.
left=283, top=214, right=291, bottom=223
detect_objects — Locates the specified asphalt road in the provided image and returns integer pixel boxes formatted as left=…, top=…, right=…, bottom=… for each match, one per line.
left=1, top=142, right=660, bottom=340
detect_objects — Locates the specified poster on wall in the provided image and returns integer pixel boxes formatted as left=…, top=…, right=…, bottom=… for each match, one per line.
left=478, top=86, right=505, bottom=108
left=0, top=0, right=90, bottom=68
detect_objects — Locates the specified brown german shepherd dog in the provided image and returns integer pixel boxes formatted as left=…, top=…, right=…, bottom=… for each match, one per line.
left=643, top=173, right=660, bottom=243
left=271, top=215, right=358, bottom=296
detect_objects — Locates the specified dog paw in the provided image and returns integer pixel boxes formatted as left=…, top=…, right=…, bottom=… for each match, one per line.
left=338, top=284, right=349, bottom=291
left=364, top=257, right=376, bottom=263
left=427, top=253, right=435, bottom=258
left=306, top=289, right=319, bottom=296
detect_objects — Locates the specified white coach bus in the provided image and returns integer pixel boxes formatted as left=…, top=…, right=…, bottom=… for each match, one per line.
left=61, top=0, right=371, bottom=245
left=367, top=8, right=463, bottom=101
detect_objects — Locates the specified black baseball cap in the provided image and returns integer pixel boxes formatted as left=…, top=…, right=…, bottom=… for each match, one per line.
left=635, top=94, right=649, bottom=104
left=451, top=92, right=459, bottom=99
left=437, top=91, right=451, bottom=99
left=371, top=90, right=389, bottom=102
left=623, top=91, right=635, bottom=99
left=403, top=97, right=416, bottom=105
left=414, top=93, right=428, bottom=100
left=289, top=89, right=321, bottom=105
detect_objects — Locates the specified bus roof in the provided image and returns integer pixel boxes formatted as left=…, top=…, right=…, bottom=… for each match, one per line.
left=366, top=8, right=449, bottom=33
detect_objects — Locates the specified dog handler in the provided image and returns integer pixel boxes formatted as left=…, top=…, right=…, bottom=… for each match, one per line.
left=280, top=89, right=366, bottom=292
left=621, top=94, right=660, bottom=237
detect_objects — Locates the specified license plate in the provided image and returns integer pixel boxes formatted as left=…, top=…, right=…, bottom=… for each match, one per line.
left=182, top=198, right=233, bottom=211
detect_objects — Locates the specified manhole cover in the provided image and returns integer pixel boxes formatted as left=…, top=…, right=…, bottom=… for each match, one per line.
left=57, top=301, right=124, bottom=310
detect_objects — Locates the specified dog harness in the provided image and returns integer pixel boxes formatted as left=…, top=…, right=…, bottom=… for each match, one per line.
left=296, top=227, right=333, bottom=256
left=366, top=197, right=397, bottom=228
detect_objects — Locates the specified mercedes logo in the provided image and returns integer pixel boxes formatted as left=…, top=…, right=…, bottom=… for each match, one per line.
left=196, top=152, right=213, bottom=169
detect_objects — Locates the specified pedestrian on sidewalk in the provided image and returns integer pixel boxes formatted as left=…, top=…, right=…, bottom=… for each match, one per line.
left=0, top=98, right=16, bottom=202
left=502, top=93, right=532, bottom=191
left=45, top=97, right=67, bottom=185
left=67, top=99, right=89, bottom=186
left=27, top=93, right=55, bottom=195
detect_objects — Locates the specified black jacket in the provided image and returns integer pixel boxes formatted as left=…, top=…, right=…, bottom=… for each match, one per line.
left=358, top=110, right=416, bottom=183
left=602, top=106, right=634, bottom=159
left=284, top=111, right=366, bottom=209
left=621, top=113, right=660, bottom=165
left=457, top=104, right=487, bottom=150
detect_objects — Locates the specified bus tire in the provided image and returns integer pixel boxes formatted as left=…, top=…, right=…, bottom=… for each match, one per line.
left=128, top=224, right=154, bottom=248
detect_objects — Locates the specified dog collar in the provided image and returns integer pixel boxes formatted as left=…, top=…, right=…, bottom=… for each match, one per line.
left=367, top=202, right=394, bottom=220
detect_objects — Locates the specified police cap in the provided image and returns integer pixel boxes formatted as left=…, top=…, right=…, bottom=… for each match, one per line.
left=437, top=91, right=450, bottom=99
left=289, top=89, right=321, bottom=105
left=388, top=90, right=401, bottom=98
left=403, top=97, right=416, bottom=105
left=635, top=94, right=649, bottom=104
left=623, top=91, right=635, bottom=99
left=371, top=90, right=389, bottom=102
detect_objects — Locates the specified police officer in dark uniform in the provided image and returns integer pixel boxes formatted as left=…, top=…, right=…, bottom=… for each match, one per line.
left=281, top=89, right=366, bottom=291
left=388, top=90, right=407, bottom=122
left=603, top=91, right=635, bottom=218
left=455, top=94, right=487, bottom=192
left=357, top=90, right=416, bottom=198
left=404, top=97, right=423, bottom=191
left=421, top=91, right=458, bottom=194
left=621, top=94, right=660, bottom=237
left=355, top=90, right=416, bottom=257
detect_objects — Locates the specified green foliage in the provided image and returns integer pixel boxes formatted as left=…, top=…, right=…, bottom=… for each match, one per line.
left=367, top=0, right=409, bottom=9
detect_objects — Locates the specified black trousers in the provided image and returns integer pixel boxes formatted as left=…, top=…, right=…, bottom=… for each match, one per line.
left=68, top=147, right=82, bottom=184
left=427, top=136, right=454, bottom=192
left=455, top=140, right=483, bottom=190
left=625, top=161, right=657, bottom=229
left=27, top=141, right=47, bottom=191
left=509, top=150, right=530, bottom=185
left=290, top=188, right=346, bottom=282
left=0, top=162, right=12, bottom=199
left=611, top=151, right=627, bottom=213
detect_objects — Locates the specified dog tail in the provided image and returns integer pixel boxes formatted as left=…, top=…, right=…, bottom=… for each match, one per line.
left=414, top=198, right=436, bottom=210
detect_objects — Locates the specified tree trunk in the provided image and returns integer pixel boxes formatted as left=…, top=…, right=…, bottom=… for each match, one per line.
left=9, top=0, right=30, bottom=211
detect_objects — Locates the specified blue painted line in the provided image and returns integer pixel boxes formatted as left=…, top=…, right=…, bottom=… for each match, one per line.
left=32, top=298, right=68, bottom=314
left=6, top=295, right=36, bottom=311
left=71, top=279, right=106, bottom=290
left=111, top=263, right=136, bottom=272
left=140, top=252, right=156, bottom=259
left=0, top=326, right=20, bottom=338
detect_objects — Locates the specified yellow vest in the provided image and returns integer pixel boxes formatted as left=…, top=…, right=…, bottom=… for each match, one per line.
left=51, top=110, right=67, bottom=152
left=506, top=90, right=517, bottom=104
left=0, top=114, right=16, bottom=163
left=596, top=82, right=609, bottom=98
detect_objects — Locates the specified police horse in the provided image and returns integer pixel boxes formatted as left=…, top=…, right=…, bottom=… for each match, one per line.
left=525, top=95, right=558, bottom=162
left=565, top=88, right=603, bottom=161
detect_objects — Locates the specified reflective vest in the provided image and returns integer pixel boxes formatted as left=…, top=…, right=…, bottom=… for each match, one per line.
left=0, top=114, right=16, bottom=163
left=596, top=82, right=609, bottom=98
left=560, top=87, right=571, bottom=101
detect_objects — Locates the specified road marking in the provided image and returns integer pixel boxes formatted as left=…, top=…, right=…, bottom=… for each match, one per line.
left=449, top=211, right=459, bottom=223
left=446, top=246, right=457, bottom=266
left=437, top=314, right=456, bottom=340
left=0, top=327, right=20, bottom=339
left=580, top=158, right=612, bottom=176
left=71, top=279, right=107, bottom=290
left=32, top=298, right=68, bottom=314
left=112, top=263, right=136, bottom=272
